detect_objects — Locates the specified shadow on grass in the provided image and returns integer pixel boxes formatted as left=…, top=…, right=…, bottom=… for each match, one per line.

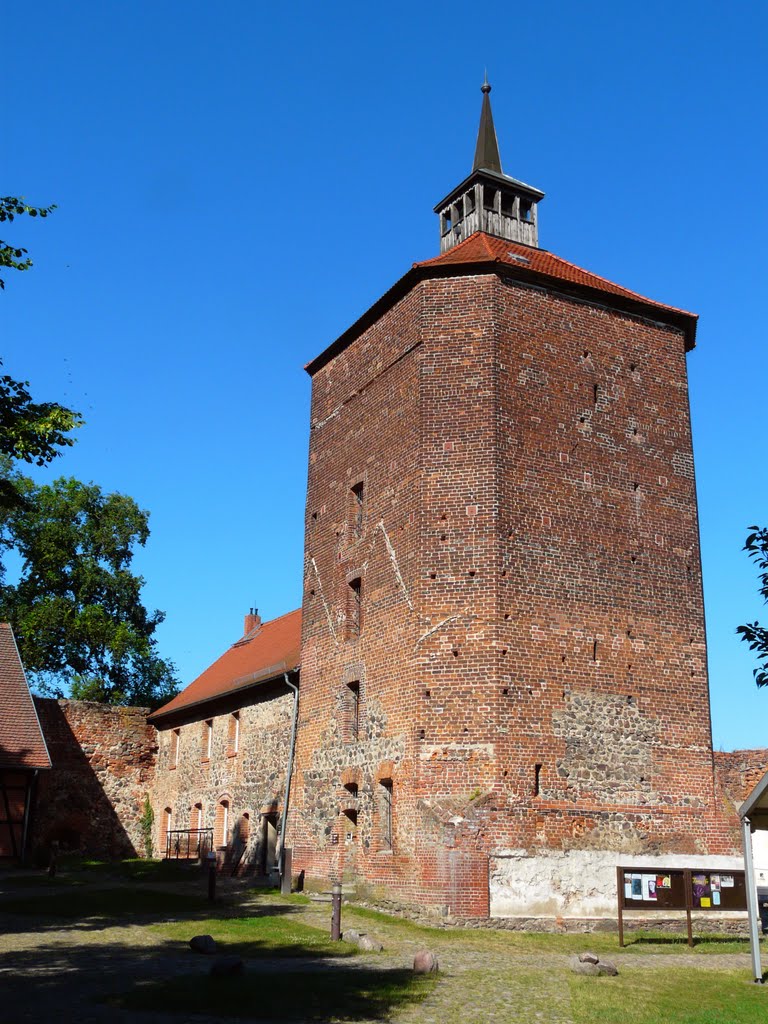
left=2, top=925, right=433, bottom=1024
left=626, top=934, right=753, bottom=948
left=0, top=886, right=300, bottom=933
left=112, top=967, right=437, bottom=1022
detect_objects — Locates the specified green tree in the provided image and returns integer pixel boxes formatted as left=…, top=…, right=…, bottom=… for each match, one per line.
left=1, top=195, right=56, bottom=289
left=0, top=475, right=179, bottom=708
left=736, top=525, right=768, bottom=689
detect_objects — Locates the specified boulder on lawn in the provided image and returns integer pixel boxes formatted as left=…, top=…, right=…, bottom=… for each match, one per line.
left=413, top=949, right=439, bottom=973
left=570, top=955, right=600, bottom=976
left=343, top=929, right=361, bottom=944
left=578, top=951, right=600, bottom=965
left=210, top=955, right=244, bottom=977
left=189, top=935, right=217, bottom=954
left=597, top=959, right=619, bottom=976
left=357, top=935, right=384, bottom=952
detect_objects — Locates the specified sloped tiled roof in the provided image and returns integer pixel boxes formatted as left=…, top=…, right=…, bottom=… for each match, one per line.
left=306, top=232, right=698, bottom=375
left=149, top=608, right=301, bottom=724
left=0, top=623, right=51, bottom=770
left=414, top=233, right=697, bottom=324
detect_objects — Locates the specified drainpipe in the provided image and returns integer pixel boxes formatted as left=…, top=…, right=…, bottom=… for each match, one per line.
left=278, top=671, right=299, bottom=885
left=20, top=770, right=38, bottom=867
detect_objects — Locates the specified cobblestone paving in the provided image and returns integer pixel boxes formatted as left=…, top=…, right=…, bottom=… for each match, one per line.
left=0, top=880, right=759, bottom=1024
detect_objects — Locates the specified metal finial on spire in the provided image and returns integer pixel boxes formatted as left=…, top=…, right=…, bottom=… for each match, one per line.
left=473, top=78, right=502, bottom=173
left=482, top=69, right=490, bottom=95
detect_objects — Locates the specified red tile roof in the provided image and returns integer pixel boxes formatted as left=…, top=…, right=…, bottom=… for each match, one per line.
left=415, top=233, right=697, bottom=323
left=306, top=232, right=698, bottom=375
left=0, top=623, right=51, bottom=770
left=149, top=608, right=301, bottom=724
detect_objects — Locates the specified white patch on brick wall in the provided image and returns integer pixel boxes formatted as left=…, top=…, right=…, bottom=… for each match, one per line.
left=490, top=849, right=744, bottom=919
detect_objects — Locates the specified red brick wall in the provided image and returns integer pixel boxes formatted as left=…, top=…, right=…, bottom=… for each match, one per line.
left=291, top=268, right=740, bottom=918
left=32, top=699, right=156, bottom=859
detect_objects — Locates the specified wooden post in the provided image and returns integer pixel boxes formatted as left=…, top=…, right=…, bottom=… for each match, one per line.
left=617, top=866, right=625, bottom=948
left=684, top=869, right=694, bottom=947
left=331, top=882, right=342, bottom=941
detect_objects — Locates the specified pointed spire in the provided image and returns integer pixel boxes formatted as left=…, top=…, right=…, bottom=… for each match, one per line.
left=472, top=76, right=502, bottom=175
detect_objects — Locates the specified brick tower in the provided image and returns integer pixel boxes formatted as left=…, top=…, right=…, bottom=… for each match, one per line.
left=291, top=82, right=740, bottom=920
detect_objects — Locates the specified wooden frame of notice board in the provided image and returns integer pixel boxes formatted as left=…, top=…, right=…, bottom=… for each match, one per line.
left=616, top=867, right=748, bottom=947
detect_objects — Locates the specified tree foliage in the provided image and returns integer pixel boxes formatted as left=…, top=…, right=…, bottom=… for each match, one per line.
left=736, top=525, right=768, bottom=689
left=0, top=195, right=56, bottom=289
left=0, top=475, right=179, bottom=708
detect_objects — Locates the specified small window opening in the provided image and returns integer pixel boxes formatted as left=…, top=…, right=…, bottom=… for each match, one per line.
left=483, top=186, right=497, bottom=212
left=534, top=763, right=543, bottom=796
left=592, top=640, right=599, bottom=661
left=216, top=799, right=230, bottom=848
left=344, top=781, right=358, bottom=796
left=347, top=577, right=362, bottom=638
left=350, top=481, right=364, bottom=535
left=201, top=720, right=213, bottom=760
left=228, top=712, right=240, bottom=755
left=343, top=808, right=358, bottom=825
left=501, top=192, right=516, bottom=216
left=345, top=681, right=361, bottom=742
left=593, top=383, right=599, bottom=405
left=379, top=779, right=393, bottom=850
left=520, top=199, right=533, bottom=222
left=465, top=190, right=476, bottom=214
left=442, top=210, right=452, bottom=235
left=170, top=728, right=180, bottom=769
left=453, top=201, right=464, bottom=223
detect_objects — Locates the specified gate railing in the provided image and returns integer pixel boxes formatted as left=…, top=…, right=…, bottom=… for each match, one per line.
left=164, top=827, right=214, bottom=861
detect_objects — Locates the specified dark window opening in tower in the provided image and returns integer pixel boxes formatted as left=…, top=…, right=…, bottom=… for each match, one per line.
left=520, top=200, right=533, bottom=222
left=484, top=186, right=497, bottom=211
left=501, top=192, right=516, bottom=217
left=348, top=577, right=362, bottom=638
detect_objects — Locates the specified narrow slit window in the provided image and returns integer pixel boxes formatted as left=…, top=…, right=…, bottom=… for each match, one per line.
left=380, top=779, right=393, bottom=850
left=534, top=764, right=543, bottom=796
left=483, top=186, right=497, bottom=211
left=348, top=577, right=362, bottom=638
left=170, top=728, right=180, bottom=769
left=520, top=199, right=533, bottom=222
left=201, top=719, right=213, bottom=760
left=350, top=481, right=364, bottom=535
left=346, top=681, right=361, bottom=741
left=229, top=712, right=240, bottom=755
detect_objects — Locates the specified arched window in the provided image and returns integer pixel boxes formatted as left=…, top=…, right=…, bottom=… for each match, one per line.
left=215, top=798, right=231, bottom=848
left=162, top=807, right=173, bottom=857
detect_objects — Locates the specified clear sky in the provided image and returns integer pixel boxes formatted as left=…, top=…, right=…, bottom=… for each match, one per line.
left=4, top=2, right=767, bottom=749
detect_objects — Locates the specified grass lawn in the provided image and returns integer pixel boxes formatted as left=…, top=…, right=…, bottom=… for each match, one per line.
left=343, top=904, right=764, bottom=957
left=569, top=967, right=768, bottom=1024
left=154, top=913, right=359, bottom=959
left=115, top=967, right=437, bottom=1022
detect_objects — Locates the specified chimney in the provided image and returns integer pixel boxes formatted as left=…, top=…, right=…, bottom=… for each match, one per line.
left=243, top=607, right=261, bottom=636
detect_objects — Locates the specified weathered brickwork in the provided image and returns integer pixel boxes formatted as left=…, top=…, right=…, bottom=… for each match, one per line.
left=32, top=699, right=156, bottom=859
left=150, top=683, right=294, bottom=873
left=291, top=266, right=742, bottom=919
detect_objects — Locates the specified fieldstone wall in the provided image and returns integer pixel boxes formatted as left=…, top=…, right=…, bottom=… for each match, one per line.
left=150, top=682, right=294, bottom=873
left=32, top=699, right=157, bottom=859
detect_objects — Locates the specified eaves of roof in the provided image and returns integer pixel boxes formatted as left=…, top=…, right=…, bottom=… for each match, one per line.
left=304, top=234, right=697, bottom=377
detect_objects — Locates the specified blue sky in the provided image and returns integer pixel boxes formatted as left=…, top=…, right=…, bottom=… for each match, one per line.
left=3, top=2, right=767, bottom=749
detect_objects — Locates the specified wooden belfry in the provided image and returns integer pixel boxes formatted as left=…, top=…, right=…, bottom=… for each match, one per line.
left=433, top=78, right=545, bottom=253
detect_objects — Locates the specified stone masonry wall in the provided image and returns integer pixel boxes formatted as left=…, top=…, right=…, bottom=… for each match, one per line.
left=293, top=266, right=741, bottom=919
left=150, top=682, right=294, bottom=873
left=32, top=699, right=157, bottom=859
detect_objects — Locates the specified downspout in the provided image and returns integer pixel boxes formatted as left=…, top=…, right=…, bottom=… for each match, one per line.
left=278, top=671, right=299, bottom=881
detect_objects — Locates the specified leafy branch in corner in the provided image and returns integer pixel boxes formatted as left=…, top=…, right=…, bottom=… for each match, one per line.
left=736, top=525, right=768, bottom=688
left=0, top=196, right=56, bottom=289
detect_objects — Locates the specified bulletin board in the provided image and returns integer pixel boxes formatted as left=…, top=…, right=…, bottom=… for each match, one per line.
left=616, top=867, right=747, bottom=946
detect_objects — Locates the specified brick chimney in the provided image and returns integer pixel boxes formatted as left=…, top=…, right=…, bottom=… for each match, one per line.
left=243, top=607, right=261, bottom=636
